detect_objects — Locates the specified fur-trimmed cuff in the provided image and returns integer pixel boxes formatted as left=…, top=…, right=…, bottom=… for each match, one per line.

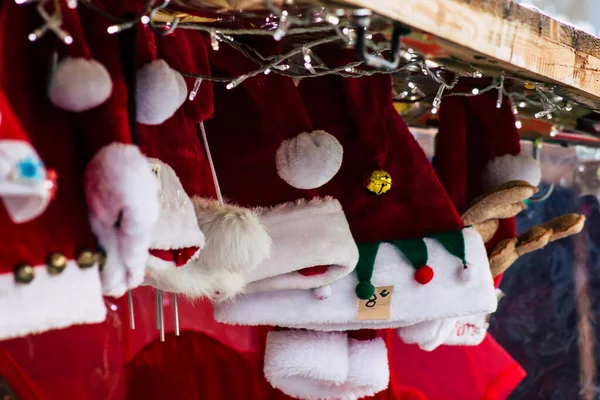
left=245, top=197, right=358, bottom=293
left=0, top=261, right=106, bottom=340
left=215, top=227, right=497, bottom=330
left=444, top=313, right=488, bottom=347
left=481, top=154, right=541, bottom=191
left=85, top=143, right=160, bottom=297
left=0, top=140, right=53, bottom=223
left=264, top=331, right=389, bottom=400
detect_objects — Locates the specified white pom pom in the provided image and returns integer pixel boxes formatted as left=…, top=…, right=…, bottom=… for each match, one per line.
left=136, top=60, right=187, bottom=125
left=312, top=285, right=332, bottom=300
left=481, top=154, right=541, bottom=191
left=459, top=264, right=473, bottom=281
left=276, top=130, right=343, bottom=189
left=48, top=57, right=112, bottom=112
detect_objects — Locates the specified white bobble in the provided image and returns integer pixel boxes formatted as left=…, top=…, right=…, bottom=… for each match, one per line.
left=312, top=285, right=332, bottom=300
left=136, top=60, right=187, bottom=125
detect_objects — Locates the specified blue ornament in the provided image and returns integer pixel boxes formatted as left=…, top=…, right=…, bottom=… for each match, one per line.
left=15, top=156, right=44, bottom=183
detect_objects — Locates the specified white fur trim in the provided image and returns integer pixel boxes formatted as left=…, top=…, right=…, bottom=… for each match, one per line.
left=313, top=285, right=332, bottom=300
left=215, top=227, right=497, bottom=329
left=48, top=57, right=112, bottom=112
left=399, top=313, right=489, bottom=351
left=0, top=261, right=106, bottom=340
left=85, top=143, right=160, bottom=297
left=264, top=330, right=350, bottom=399
left=397, top=318, right=457, bottom=351
left=276, top=130, right=343, bottom=189
left=481, top=154, right=541, bottom=191
left=345, top=338, right=390, bottom=399
left=0, top=140, right=51, bottom=223
left=145, top=264, right=245, bottom=301
left=265, top=332, right=389, bottom=400
left=244, top=197, right=358, bottom=293
left=136, top=60, right=186, bottom=125
left=147, top=159, right=204, bottom=256
left=193, top=197, right=271, bottom=274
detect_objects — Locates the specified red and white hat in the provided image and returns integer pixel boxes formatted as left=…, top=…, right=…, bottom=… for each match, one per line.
left=0, top=90, right=53, bottom=223
left=215, top=71, right=497, bottom=329
left=204, top=45, right=358, bottom=294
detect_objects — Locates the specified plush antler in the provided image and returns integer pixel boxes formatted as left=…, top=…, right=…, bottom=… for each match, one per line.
left=489, top=214, right=586, bottom=277
left=461, top=181, right=586, bottom=277
left=461, top=181, right=537, bottom=242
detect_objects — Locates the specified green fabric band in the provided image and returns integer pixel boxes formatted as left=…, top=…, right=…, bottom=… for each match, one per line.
left=431, top=230, right=467, bottom=265
left=387, top=238, right=428, bottom=270
left=354, top=242, right=380, bottom=300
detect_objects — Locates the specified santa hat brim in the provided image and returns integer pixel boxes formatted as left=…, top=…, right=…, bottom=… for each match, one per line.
left=215, top=227, right=497, bottom=329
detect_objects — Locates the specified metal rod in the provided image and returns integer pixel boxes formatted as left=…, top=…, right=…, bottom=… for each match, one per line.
left=155, top=288, right=161, bottom=330
left=159, top=290, right=165, bottom=342
left=173, top=293, right=180, bottom=336
left=127, top=290, right=135, bottom=329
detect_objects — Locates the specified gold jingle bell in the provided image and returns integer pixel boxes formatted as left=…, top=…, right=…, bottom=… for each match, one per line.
left=14, top=264, right=35, bottom=284
left=47, top=252, right=67, bottom=275
left=77, top=250, right=96, bottom=268
left=366, top=169, right=392, bottom=195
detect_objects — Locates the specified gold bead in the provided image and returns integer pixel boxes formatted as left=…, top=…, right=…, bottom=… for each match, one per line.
left=524, top=81, right=535, bottom=90
left=14, top=264, right=34, bottom=284
left=366, top=169, right=392, bottom=195
left=96, top=250, right=106, bottom=272
left=47, top=252, right=67, bottom=275
left=76, top=250, right=95, bottom=268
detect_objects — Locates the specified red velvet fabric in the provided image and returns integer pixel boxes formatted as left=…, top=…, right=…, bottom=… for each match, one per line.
left=0, top=345, right=47, bottom=400
left=297, top=74, right=464, bottom=241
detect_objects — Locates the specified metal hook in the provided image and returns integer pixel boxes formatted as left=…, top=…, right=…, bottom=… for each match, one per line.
left=149, top=0, right=179, bottom=36
left=353, top=9, right=410, bottom=70
left=529, top=137, right=555, bottom=202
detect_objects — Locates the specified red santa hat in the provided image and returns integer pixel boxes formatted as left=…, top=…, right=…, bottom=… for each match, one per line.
left=215, top=72, right=497, bottom=330
left=133, top=29, right=270, bottom=299
left=435, top=80, right=541, bottom=213
left=204, top=44, right=357, bottom=294
left=0, top=90, right=54, bottom=223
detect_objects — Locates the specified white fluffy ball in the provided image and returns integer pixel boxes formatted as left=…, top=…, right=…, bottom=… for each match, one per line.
left=48, top=57, right=112, bottom=112
left=481, top=154, right=542, bottom=191
left=276, top=130, right=343, bottom=189
left=136, top=60, right=187, bottom=125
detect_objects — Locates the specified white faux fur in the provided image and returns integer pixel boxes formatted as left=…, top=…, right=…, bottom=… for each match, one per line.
left=85, top=143, right=160, bottom=297
left=0, top=140, right=51, bottom=223
left=0, top=261, right=106, bottom=340
left=193, top=197, right=271, bottom=274
left=215, top=227, right=497, bottom=330
left=48, top=57, right=113, bottom=112
left=264, top=330, right=350, bottom=399
left=136, top=60, right=187, bottom=125
left=481, top=154, right=542, bottom=191
left=276, top=130, right=343, bottom=189
left=398, top=313, right=489, bottom=351
left=264, top=331, right=389, bottom=400
left=147, top=158, right=205, bottom=254
left=145, top=265, right=245, bottom=301
left=244, top=197, right=358, bottom=293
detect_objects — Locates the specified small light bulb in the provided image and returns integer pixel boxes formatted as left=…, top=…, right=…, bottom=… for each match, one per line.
left=547, top=113, right=553, bottom=119
left=107, top=25, right=120, bottom=34
left=550, top=130, right=557, bottom=137
left=15, top=0, right=28, bottom=4
left=141, top=15, right=150, bottom=24
left=519, top=101, right=527, bottom=108
left=344, top=67, right=353, bottom=73
left=226, top=82, right=235, bottom=90
left=565, top=102, right=573, bottom=111
left=264, top=68, right=271, bottom=75
left=513, top=106, right=518, bottom=114
left=28, top=32, right=37, bottom=42
left=515, top=120, right=522, bottom=129
left=408, top=82, right=416, bottom=89
left=431, top=107, right=438, bottom=115
left=326, top=15, right=339, bottom=25
left=410, top=96, right=417, bottom=101
left=472, top=71, right=483, bottom=78
left=67, top=0, right=77, bottom=8
left=471, top=88, right=480, bottom=95
left=63, top=35, right=73, bottom=45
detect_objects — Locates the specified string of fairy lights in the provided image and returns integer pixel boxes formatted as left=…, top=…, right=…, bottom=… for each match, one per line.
left=14, top=0, right=582, bottom=131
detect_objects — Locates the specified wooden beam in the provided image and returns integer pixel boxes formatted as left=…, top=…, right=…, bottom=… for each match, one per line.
left=336, top=0, right=600, bottom=105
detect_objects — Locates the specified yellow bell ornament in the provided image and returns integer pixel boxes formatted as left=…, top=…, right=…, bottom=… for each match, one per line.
left=366, top=169, right=392, bottom=195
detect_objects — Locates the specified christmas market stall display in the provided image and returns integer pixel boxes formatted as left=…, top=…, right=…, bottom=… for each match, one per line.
left=0, top=0, right=597, bottom=399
